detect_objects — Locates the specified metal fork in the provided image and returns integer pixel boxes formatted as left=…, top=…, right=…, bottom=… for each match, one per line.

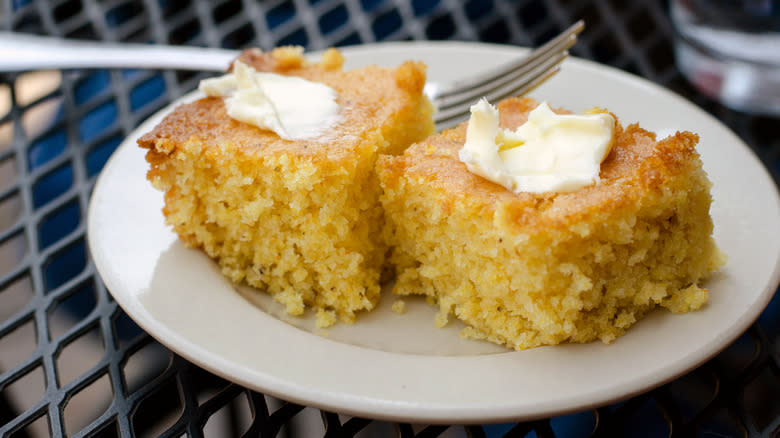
left=0, top=21, right=583, bottom=130
left=430, top=21, right=583, bottom=129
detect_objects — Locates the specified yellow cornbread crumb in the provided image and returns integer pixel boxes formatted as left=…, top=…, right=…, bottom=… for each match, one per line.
left=391, top=299, right=407, bottom=314
left=377, top=97, right=725, bottom=350
left=139, top=47, right=434, bottom=325
left=316, top=309, right=337, bottom=328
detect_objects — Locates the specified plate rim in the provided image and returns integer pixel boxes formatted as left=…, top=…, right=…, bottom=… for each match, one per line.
left=87, top=40, right=780, bottom=424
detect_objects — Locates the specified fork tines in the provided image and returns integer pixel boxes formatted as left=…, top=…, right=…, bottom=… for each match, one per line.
left=434, top=20, right=585, bottom=129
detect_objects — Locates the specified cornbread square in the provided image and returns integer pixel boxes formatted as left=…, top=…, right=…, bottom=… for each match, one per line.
left=377, top=97, right=725, bottom=350
left=138, top=47, right=434, bottom=325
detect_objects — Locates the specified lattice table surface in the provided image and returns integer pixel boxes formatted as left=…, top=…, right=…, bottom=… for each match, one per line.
left=0, top=0, right=778, bottom=437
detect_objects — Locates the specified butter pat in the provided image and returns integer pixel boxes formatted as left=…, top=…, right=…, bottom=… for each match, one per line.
left=199, top=60, right=340, bottom=140
left=459, top=99, right=615, bottom=194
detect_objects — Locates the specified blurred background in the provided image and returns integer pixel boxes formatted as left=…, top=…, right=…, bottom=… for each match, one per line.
left=0, top=0, right=778, bottom=437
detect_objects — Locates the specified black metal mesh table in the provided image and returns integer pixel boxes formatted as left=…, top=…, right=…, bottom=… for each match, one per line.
left=1, top=0, right=779, bottom=436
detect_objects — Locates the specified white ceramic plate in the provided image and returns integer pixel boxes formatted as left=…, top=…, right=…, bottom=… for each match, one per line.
left=87, top=42, right=780, bottom=424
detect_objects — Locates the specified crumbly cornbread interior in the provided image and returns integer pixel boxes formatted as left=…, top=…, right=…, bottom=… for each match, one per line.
left=138, top=47, right=434, bottom=326
left=377, top=97, right=725, bottom=350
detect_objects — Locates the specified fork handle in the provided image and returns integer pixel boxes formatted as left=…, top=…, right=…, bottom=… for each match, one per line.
left=0, top=32, right=239, bottom=72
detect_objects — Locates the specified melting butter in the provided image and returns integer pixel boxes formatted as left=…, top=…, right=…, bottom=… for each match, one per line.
left=458, top=99, right=615, bottom=194
left=199, top=60, right=340, bottom=140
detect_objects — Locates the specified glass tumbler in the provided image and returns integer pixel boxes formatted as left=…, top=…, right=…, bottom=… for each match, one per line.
left=670, top=0, right=780, bottom=115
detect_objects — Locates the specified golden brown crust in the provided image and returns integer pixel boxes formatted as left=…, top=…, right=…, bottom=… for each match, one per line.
left=379, top=97, right=703, bottom=231
left=138, top=47, right=429, bottom=165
